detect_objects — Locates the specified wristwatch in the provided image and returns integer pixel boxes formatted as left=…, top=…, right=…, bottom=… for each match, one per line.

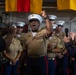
left=44, top=16, right=49, bottom=20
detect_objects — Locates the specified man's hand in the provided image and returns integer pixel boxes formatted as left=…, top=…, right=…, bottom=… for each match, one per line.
left=56, top=53, right=63, bottom=58
left=63, top=36, right=70, bottom=43
left=41, top=10, right=47, bottom=18
left=71, top=57, right=75, bottom=61
left=69, top=32, right=76, bottom=41
left=12, top=59, right=17, bottom=65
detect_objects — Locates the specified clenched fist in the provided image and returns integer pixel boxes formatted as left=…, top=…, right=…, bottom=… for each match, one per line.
left=41, top=10, right=47, bottom=18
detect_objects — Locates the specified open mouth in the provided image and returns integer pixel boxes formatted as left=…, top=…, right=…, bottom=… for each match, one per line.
left=32, top=25, right=36, bottom=27
left=31, top=25, right=37, bottom=30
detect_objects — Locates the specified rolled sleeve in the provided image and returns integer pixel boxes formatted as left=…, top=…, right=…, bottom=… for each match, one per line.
left=19, top=43, right=23, bottom=52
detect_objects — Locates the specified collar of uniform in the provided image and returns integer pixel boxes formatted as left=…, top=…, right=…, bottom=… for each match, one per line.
left=27, top=32, right=36, bottom=38
left=27, top=32, right=33, bottom=37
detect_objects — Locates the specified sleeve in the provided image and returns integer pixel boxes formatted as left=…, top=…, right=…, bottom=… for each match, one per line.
left=40, top=29, right=49, bottom=39
left=65, top=42, right=76, bottom=56
left=0, top=37, right=6, bottom=52
left=18, top=41, right=23, bottom=52
left=57, top=38, right=64, bottom=49
left=19, top=34, right=26, bottom=45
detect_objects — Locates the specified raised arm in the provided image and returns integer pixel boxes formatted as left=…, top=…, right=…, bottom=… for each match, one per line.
left=41, top=10, right=53, bottom=36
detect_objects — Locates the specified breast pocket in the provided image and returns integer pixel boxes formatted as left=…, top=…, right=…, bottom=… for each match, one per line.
left=39, top=39, right=44, bottom=43
left=26, top=39, right=32, bottom=45
left=34, top=36, right=44, bottom=43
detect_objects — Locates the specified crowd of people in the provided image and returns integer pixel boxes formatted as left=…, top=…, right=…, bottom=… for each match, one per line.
left=0, top=10, right=76, bottom=75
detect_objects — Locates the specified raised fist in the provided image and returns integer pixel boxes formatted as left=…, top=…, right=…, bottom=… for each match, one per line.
left=41, top=10, right=47, bottom=18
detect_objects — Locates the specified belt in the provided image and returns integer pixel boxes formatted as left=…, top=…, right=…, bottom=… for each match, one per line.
left=48, top=57, right=55, bottom=60
left=28, top=54, right=46, bottom=58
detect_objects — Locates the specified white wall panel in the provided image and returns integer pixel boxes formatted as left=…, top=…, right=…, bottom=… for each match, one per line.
left=71, top=22, right=76, bottom=33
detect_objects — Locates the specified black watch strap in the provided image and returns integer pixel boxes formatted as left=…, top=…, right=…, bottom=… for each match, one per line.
left=44, top=16, right=49, bottom=20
